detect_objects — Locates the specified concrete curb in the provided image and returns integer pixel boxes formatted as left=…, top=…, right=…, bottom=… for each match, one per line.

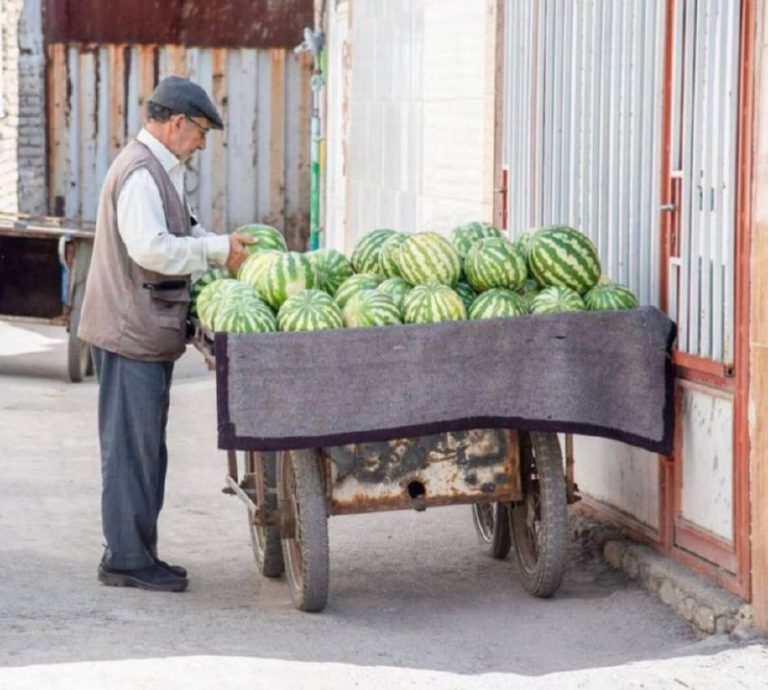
left=603, top=539, right=758, bottom=637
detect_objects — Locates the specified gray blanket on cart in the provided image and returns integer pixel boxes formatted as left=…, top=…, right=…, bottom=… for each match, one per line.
left=216, top=306, right=676, bottom=454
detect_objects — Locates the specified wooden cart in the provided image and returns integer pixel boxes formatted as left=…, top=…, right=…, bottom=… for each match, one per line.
left=0, top=212, right=95, bottom=381
left=193, top=325, right=575, bottom=612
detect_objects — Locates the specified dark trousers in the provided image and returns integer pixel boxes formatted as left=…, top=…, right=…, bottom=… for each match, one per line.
left=92, top=346, right=174, bottom=570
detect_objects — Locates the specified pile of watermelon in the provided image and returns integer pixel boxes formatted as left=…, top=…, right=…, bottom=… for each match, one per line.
left=189, top=221, right=637, bottom=335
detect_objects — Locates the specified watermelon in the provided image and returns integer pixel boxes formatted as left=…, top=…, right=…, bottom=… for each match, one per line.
left=464, top=237, right=527, bottom=292
left=342, top=289, right=402, bottom=328
left=190, top=267, right=231, bottom=316
left=583, top=282, right=638, bottom=311
left=277, top=289, right=344, bottom=332
left=334, top=273, right=382, bottom=309
left=397, top=232, right=461, bottom=286
left=307, top=248, right=354, bottom=295
left=527, top=226, right=601, bottom=295
left=213, top=296, right=277, bottom=333
left=377, top=277, right=412, bottom=312
left=235, top=223, right=288, bottom=254
left=454, top=281, right=477, bottom=312
left=402, top=283, right=466, bottom=324
left=237, top=249, right=282, bottom=296
left=529, top=285, right=586, bottom=314
left=197, top=279, right=257, bottom=329
left=261, top=251, right=318, bottom=309
left=350, top=229, right=397, bottom=274
left=449, top=221, right=503, bottom=258
left=468, top=288, right=527, bottom=320
left=513, top=227, right=540, bottom=259
left=378, top=233, right=409, bottom=278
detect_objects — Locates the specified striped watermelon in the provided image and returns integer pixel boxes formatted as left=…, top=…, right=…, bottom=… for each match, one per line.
left=397, top=232, right=461, bottom=286
left=277, top=289, right=344, bottom=332
left=378, top=233, right=409, bottom=278
left=237, top=249, right=282, bottom=296
left=342, top=289, right=402, bottom=328
left=584, top=282, right=638, bottom=311
left=307, top=248, right=354, bottom=295
left=334, top=273, right=382, bottom=309
left=449, top=221, right=503, bottom=258
left=402, top=283, right=467, bottom=324
left=529, top=285, right=586, bottom=314
left=351, top=229, right=396, bottom=274
left=197, top=279, right=254, bottom=329
left=377, top=277, right=412, bottom=312
left=468, top=288, right=527, bottom=320
left=513, top=227, right=540, bottom=259
left=190, top=267, right=231, bottom=316
left=235, top=223, right=288, bottom=254
left=454, top=281, right=478, bottom=312
left=464, top=237, right=527, bottom=292
left=517, top=278, right=542, bottom=313
left=261, top=252, right=318, bottom=309
left=527, top=226, right=601, bottom=295
left=214, top=295, right=278, bottom=333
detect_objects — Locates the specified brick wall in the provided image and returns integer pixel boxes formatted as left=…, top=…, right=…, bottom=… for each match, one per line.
left=0, top=0, right=47, bottom=215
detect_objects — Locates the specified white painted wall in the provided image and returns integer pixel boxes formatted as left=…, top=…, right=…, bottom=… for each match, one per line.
left=680, top=384, right=734, bottom=541
left=323, top=0, right=496, bottom=253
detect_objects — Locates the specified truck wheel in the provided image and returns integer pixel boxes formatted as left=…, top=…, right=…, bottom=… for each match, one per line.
left=278, top=449, right=329, bottom=612
left=471, top=502, right=512, bottom=559
left=245, top=451, right=284, bottom=578
left=510, top=431, right=567, bottom=598
left=67, top=285, right=92, bottom=383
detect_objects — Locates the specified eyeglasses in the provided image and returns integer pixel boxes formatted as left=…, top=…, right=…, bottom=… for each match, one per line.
left=185, top=116, right=211, bottom=137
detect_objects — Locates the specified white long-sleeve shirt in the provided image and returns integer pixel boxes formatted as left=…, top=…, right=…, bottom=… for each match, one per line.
left=116, top=128, right=230, bottom=276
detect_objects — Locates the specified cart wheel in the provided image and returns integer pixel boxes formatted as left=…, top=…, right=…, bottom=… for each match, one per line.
left=244, top=451, right=284, bottom=578
left=471, top=502, right=511, bottom=559
left=278, top=449, right=329, bottom=612
left=67, top=285, right=92, bottom=383
left=509, top=431, right=567, bottom=598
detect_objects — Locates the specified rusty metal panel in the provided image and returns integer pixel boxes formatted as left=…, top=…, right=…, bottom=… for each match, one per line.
left=45, top=0, right=312, bottom=49
left=47, top=43, right=310, bottom=245
left=323, top=430, right=522, bottom=515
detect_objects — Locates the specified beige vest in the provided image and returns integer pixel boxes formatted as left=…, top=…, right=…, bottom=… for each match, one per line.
left=79, top=140, right=192, bottom=361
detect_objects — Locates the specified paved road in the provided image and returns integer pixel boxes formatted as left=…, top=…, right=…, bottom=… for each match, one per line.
left=1, top=321, right=764, bottom=688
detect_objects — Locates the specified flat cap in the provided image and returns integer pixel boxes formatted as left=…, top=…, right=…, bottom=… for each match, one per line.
left=148, top=76, right=224, bottom=130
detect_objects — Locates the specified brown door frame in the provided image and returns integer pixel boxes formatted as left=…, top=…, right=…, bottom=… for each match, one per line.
left=658, top=0, right=754, bottom=600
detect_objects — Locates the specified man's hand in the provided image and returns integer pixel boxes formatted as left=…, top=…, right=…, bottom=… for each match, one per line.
left=225, top=233, right=255, bottom=274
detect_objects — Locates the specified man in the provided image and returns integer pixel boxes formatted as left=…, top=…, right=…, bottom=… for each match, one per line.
left=79, top=76, right=253, bottom=592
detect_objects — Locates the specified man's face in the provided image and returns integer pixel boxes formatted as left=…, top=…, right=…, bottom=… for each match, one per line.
left=165, top=113, right=211, bottom=161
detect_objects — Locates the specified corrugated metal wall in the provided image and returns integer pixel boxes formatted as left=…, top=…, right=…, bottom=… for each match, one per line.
left=47, top=44, right=311, bottom=247
left=670, top=0, right=740, bottom=363
left=503, top=0, right=665, bottom=309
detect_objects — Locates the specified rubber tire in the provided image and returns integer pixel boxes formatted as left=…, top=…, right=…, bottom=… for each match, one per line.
left=471, top=502, right=512, bottom=559
left=67, top=285, right=92, bottom=383
left=245, top=451, right=284, bottom=578
left=510, top=431, right=568, bottom=598
left=278, top=449, right=329, bottom=612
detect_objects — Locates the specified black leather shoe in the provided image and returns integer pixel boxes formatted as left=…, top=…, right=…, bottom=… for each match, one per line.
left=98, top=563, right=188, bottom=592
left=154, top=558, right=187, bottom=578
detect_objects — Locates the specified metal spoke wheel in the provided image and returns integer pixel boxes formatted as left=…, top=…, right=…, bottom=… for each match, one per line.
left=471, top=502, right=511, bottom=559
left=278, top=449, right=329, bottom=612
left=244, top=451, right=284, bottom=578
left=67, top=284, right=93, bottom=383
left=509, top=431, right=567, bottom=598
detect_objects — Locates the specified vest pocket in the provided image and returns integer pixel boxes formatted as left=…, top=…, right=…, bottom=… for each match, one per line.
left=148, top=287, right=190, bottom=330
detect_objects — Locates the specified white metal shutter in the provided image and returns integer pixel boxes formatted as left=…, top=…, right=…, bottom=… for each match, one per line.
left=503, top=0, right=667, bottom=309
left=670, top=0, right=740, bottom=363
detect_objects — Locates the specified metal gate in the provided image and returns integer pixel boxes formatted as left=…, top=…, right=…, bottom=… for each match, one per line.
left=503, top=0, right=667, bottom=308
left=668, top=0, right=741, bottom=364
